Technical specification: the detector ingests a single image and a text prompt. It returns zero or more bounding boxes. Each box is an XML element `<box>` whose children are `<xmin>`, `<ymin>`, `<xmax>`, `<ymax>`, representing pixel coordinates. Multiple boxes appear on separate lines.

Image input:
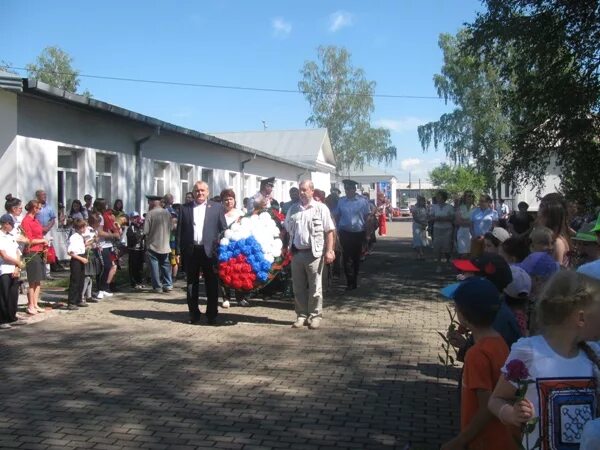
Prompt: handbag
<box><xmin>46</xmin><ymin>246</ymin><xmax>57</xmax><ymax>264</ymax></box>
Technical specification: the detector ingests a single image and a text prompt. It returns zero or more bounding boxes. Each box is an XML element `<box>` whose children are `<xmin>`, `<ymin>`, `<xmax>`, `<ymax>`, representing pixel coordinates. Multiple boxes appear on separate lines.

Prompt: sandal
<box><xmin>36</xmin><ymin>306</ymin><xmax>46</xmax><ymax>313</ymax></box>
<box><xmin>26</xmin><ymin>308</ymin><xmax>38</xmax><ymax>315</ymax></box>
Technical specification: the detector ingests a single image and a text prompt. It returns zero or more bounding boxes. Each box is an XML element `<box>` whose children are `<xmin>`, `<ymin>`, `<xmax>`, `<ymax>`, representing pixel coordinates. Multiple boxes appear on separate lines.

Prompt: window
<box><xmin>201</xmin><ymin>168</ymin><xmax>214</xmax><ymax>193</ymax></box>
<box><xmin>58</xmin><ymin>148</ymin><xmax>79</xmax><ymax>211</ymax></box>
<box><xmin>505</xmin><ymin>182</ymin><xmax>511</xmax><ymax>198</ymax></box>
<box><xmin>96</xmin><ymin>153</ymin><xmax>113</xmax><ymax>202</ymax></box>
<box><xmin>154</xmin><ymin>162</ymin><xmax>168</xmax><ymax>196</ymax></box>
<box><xmin>180</xmin><ymin>166</ymin><xmax>193</xmax><ymax>202</ymax></box>
<box><xmin>228</xmin><ymin>172</ymin><xmax>237</xmax><ymax>197</ymax></box>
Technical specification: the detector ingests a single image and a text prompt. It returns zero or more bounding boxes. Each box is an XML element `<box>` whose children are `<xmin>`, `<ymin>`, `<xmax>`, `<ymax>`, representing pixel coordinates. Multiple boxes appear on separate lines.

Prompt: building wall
<box><xmin>8</xmin><ymin>93</ymin><xmax>314</xmax><ymax>257</ymax></box>
<box><xmin>0</xmin><ymin>90</ymin><xmax>18</xmax><ymax>199</ymax></box>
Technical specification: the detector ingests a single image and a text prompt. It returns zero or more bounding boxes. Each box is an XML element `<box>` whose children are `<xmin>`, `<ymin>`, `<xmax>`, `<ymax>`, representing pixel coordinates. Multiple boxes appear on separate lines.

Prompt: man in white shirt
<box><xmin>285</xmin><ymin>180</ymin><xmax>335</xmax><ymax>330</ymax></box>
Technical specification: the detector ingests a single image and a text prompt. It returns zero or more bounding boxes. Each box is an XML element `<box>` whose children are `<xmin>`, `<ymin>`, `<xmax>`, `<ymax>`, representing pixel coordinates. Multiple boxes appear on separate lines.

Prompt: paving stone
<box><xmin>0</xmin><ymin>223</ymin><xmax>459</xmax><ymax>449</ymax></box>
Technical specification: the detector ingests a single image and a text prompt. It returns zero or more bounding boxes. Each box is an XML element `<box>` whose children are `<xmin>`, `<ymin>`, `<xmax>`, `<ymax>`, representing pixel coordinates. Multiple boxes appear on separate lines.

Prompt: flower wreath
<box><xmin>217</xmin><ymin>209</ymin><xmax>291</xmax><ymax>292</ymax></box>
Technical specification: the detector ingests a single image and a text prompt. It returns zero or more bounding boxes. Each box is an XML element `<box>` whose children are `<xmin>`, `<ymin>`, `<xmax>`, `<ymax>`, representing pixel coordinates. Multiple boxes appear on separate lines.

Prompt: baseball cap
<box><xmin>504</xmin><ymin>266</ymin><xmax>532</xmax><ymax>298</ymax></box>
<box><xmin>443</xmin><ymin>276</ymin><xmax>501</xmax><ymax>315</ymax></box>
<box><xmin>577</xmin><ymin>260</ymin><xmax>600</xmax><ymax>281</ymax></box>
<box><xmin>486</xmin><ymin>227</ymin><xmax>510</xmax><ymax>243</ymax></box>
<box><xmin>517</xmin><ymin>251</ymin><xmax>560</xmax><ymax>278</ymax></box>
<box><xmin>452</xmin><ymin>253</ymin><xmax>513</xmax><ymax>291</ymax></box>
<box><xmin>128</xmin><ymin>211</ymin><xmax>140</xmax><ymax>218</ymax></box>
<box><xmin>0</xmin><ymin>214</ymin><xmax>15</xmax><ymax>226</ymax></box>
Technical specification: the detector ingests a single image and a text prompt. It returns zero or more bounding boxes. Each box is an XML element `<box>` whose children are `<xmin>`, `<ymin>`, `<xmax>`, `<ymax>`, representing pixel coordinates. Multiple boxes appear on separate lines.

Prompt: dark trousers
<box><xmin>97</xmin><ymin>247</ymin><xmax>113</xmax><ymax>291</ymax></box>
<box><xmin>128</xmin><ymin>249</ymin><xmax>145</xmax><ymax>285</ymax></box>
<box><xmin>67</xmin><ymin>256</ymin><xmax>85</xmax><ymax>305</ymax></box>
<box><xmin>0</xmin><ymin>273</ymin><xmax>18</xmax><ymax>324</ymax></box>
<box><xmin>339</xmin><ymin>230</ymin><xmax>366</xmax><ymax>288</ymax></box>
<box><xmin>184</xmin><ymin>245</ymin><xmax>218</xmax><ymax>320</ymax></box>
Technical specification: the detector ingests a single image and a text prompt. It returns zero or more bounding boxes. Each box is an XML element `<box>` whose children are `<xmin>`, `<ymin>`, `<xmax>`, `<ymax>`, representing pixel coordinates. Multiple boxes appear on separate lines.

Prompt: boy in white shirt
<box><xmin>67</xmin><ymin>219</ymin><xmax>89</xmax><ymax>310</ymax></box>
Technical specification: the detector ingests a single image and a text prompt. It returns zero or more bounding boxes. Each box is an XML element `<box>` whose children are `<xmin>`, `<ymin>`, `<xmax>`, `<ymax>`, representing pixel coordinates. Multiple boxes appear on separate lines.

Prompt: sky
<box><xmin>1</xmin><ymin>0</ymin><xmax>484</xmax><ymax>183</ymax></box>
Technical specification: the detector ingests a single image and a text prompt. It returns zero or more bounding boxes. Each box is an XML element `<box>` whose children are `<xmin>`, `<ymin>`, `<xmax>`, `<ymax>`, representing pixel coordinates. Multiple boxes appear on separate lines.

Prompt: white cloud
<box><xmin>374</xmin><ymin>117</ymin><xmax>429</xmax><ymax>133</ymax></box>
<box><xmin>272</xmin><ymin>17</ymin><xmax>292</xmax><ymax>38</ymax></box>
<box><xmin>329</xmin><ymin>11</ymin><xmax>353</xmax><ymax>32</ymax></box>
<box><xmin>400</xmin><ymin>158</ymin><xmax>421</xmax><ymax>171</ymax></box>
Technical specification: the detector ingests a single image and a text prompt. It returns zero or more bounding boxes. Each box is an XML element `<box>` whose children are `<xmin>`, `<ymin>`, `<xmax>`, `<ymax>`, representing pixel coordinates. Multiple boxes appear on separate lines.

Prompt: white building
<box><xmin>209</xmin><ymin>128</ymin><xmax>337</xmax><ymax>193</ymax></box>
<box><xmin>0</xmin><ymin>71</ymin><xmax>329</xmax><ymax>257</ymax></box>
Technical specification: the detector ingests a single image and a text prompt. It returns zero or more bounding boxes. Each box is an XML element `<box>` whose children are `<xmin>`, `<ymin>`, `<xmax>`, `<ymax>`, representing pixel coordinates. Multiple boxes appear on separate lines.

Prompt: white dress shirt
<box><xmin>193</xmin><ymin>201</ymin><xmax>207</xmax><ymax>245</ymax></box>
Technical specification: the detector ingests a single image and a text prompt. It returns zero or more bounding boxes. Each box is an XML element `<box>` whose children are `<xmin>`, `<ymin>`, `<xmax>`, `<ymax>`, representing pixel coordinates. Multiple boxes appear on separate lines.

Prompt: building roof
<box><xmin>0</xmin><ymin>74</ymin><xmax>314</xmax><ymax>171</ymax></box>
<box><xmin>209</xmin><ymin>129</ymin><xmax>336</xmax><ymax>173</ymax></box>
<box><xmin>339</xmin><ymin>164</ymin><xmax>395</xmax><ymax>179</ymax></box>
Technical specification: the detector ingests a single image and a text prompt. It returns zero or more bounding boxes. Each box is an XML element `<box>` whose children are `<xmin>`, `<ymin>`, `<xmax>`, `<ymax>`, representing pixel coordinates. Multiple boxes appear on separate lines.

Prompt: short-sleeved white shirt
<box><xmin>0</xmin><ymin>231</ymin><xmax>20</xmax><ymax>275</ymax></box>
<box><xmin>502</xmin><ymin>336</ymin><xmax>600</xmax><ymax>449</ymax></box>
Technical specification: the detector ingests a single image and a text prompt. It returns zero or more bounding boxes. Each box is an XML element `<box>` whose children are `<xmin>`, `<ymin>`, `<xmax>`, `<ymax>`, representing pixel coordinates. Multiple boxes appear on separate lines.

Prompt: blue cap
<box><xmin>518</xmin><ymin>251</ymin><xmax>560</xmax><ymax>278</ymax></box>
<box><xmin>451</xmin><ymin>277</ymin><xmax>501</xmax><ymax>316</ymax></box>
<box><xmin>0</xmin><ymin>214</ymin><xmax>15</xmax><ymax>225</ymax></box>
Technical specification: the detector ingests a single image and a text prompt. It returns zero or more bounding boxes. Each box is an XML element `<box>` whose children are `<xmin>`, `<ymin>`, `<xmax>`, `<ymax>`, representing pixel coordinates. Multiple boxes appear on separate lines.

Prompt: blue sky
<box><xmin>1</xmin><ymin>0</ymin><xmax>483</xmax><ymax>182</ymax></box>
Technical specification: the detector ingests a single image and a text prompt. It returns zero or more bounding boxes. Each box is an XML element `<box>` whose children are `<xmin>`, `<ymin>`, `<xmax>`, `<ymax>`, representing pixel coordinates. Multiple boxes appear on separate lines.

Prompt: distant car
<box><xmin>392</xmin><ymin>207</ymin><xmax>411</xmax><ymax>218</ymax></box>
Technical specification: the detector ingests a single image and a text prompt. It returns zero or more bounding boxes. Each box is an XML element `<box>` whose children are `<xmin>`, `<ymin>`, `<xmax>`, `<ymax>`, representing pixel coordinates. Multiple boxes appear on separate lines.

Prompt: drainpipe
<box><xmin>240</xmin><ymin>153</ymin><xmax>256</xmax><ymax>200</ymax></box>
<box><xmin>134</xmin><ymin>126</ymin><xmax>160</xmax><ymax>214</ymax></box>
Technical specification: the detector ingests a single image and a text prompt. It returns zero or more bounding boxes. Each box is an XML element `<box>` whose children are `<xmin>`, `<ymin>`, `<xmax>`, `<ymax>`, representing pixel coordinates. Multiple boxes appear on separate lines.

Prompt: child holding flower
<box><xmin>441</xmin><ymin>277</ymin><xmax>516</xmax><ymax>450</ymax></box>
<box><xmin>489</xmin><ymin>270</ymin><xmax>600</xmax><ymax>449</ymax></box>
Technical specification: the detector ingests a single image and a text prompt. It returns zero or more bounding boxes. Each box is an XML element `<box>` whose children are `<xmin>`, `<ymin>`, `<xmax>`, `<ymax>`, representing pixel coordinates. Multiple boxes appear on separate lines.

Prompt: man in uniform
<box><xmin>249</xmin><ymin>177</ymin><xmax>276</xmax><ymax>213</ymax></box>
<box><xmin>333</xmin><ymin>180</ymin><xmax>371</xmax><ymax>290</ymax></box>
<box><xmin>285</xmin><ymin>180</ymin><xmax>335</xmax><ymax>329</ymax></box>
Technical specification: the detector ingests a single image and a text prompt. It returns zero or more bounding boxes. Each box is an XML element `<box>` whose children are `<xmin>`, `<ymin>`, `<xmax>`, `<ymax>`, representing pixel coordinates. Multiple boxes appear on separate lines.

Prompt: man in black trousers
<box><xmin>176</xmin><ymin>181</ymin><xmax>227</xmax><ymax>325</ymax></box>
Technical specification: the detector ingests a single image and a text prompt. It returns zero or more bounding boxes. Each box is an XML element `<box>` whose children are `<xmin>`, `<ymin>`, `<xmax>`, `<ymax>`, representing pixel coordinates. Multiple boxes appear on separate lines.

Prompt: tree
<box><xmin>298</xmin><ymin>46</ymin><xmax>396</xmax><ymax>171</ymax></box>
<box><xmin>25</xmin><ymin>46</ymin><xmax>83</xmax><ymax>94</ymax></box>
<box><xmin>464</xmin><ymin>0</ymin><xmax>600</xmax><ymax>202</ymax></box>
<box><xmin>418</xmin><ymin>30</ymin><xmax>513</xmax><ymax>189</ymax></box>
<box><xmin>429</xmin><ymin>163</ymin><xmax>487</xmax><ymax>199</ymax></box>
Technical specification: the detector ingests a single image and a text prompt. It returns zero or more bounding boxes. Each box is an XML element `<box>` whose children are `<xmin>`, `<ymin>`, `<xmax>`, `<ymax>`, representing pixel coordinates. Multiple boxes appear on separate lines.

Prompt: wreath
<box><xmin>217</xmin><ymin>209</ymin><xmax>290</xmax><ymax>292</ymax></box>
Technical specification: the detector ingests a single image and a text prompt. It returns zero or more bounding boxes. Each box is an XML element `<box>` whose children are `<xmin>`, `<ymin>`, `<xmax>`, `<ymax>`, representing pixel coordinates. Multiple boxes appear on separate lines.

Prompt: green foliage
<box><xmin>464</xmin><ymin>0</ymin><xmax>600</xmax><ymax>203</ymax></box>
<box><xmin>298</xmin><ymin>46</ymin><xmax>396</xmax><ymax>171</ymax></box>
<box><xmin>429</xmin><ymin>163</ymin><xmax>487</xmax><ymax>198</ymax></box>
<box><xmin>25</xmin><ymin>46</ymin><xmax>82</xmax><ymax>93</ymax></box>
<box><xmin>418</xmin><ymin>30</ymin><xmax>512</xmax><ymax>188</ymax></box>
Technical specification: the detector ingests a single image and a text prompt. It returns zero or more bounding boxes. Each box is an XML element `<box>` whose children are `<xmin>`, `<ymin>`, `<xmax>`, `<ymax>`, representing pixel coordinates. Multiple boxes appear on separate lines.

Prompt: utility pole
<box><xmin>261</xmin><ymin>120</ymin><xmax>267</xmax><ymax>131</ymax></box>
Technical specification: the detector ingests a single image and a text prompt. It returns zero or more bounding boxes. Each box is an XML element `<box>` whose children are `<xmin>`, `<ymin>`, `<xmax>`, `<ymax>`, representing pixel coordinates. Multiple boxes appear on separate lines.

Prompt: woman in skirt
<box><xmin>20</xmin><ymin>200</ymin><xmax>49</xmax><ymax>315</ymax></box>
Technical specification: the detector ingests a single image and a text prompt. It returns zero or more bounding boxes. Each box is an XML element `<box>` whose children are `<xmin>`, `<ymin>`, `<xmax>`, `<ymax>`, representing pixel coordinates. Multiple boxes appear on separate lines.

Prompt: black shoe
<box><xmin>87</xmin><ymin>298</ymin><xmax>99</xmax><ymax>303</ymax></box>
<box><xmin>189</xmin><ymin>316</ymin><xmax>201</xmax><ymax>325</ymax></box>
<box><xmin>207</xmin><ymin>316</ymin><xmax>217</xmax><ymax>326</ymax></box>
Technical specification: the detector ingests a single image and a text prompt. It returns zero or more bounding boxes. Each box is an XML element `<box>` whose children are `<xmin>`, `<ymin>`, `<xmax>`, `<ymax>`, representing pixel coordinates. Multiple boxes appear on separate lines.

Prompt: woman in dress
<box><xmin>537</xmin><ymin>192</ymin><xmax>572</xmax><ymax>267</ymax></box>
<box><xmin>455</xmin><ymin>191</ymin><xmax>475</xmax><ymax>257</ymax></box>
<box><xmin>20</xmin><ymin>200</ymin><xmax>49</xmax><ymax>315</ymax></box>
<box><xmin>431</xmin><ymin>190</ymin><xmax>454</xmax><ymax>271</ymax></box>
<box><xmin>410</xmin><ymin>195</ymin><xmax>429</xmax><ymax>260</ymax></box>
<box><xmin>220</xmin><ymin>189</ymin><xmax>247</xmax><ymax>308</ymax></box>
<box><xmin>470</xmin><ymin>194</ymin><xmax>498</xmax><ymax>257</ymax></box>
<box><xmin>376</xmin><ymin>192</ymin><xmax>389</xmax><ymax>237</ymax></box>
<box><xmin>93</xmin><ymin>198</ymin><xmax>120</xmax><ymax>299</ymax></box>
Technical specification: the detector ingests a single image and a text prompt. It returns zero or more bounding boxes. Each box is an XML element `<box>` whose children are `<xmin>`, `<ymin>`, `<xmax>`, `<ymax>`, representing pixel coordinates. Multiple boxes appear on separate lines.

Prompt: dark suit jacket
<box><xmin>177</xmin><ymin>200</ymin><xmax>227</xmax><ymax>257</ymax></box>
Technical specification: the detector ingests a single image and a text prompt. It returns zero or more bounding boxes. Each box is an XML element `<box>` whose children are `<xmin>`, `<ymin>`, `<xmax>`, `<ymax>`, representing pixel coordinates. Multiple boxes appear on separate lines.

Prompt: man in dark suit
<box><xmin>176</xmin><ymin>181</ymin><xmax>227</xmax><ymax>325</ymax></box>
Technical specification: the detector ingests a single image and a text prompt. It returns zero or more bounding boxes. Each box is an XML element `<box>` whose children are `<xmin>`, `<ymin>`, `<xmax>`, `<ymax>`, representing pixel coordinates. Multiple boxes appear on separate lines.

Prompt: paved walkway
<box><xmin>0</xmin><ymin>222</ymin><xmax>460</xmax><ymax>450</ymax></box>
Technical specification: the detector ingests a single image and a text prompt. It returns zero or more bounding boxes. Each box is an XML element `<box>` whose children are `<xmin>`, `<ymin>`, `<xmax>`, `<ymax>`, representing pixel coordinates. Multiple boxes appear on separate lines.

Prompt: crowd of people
<box><xmin>411</xmin><ymin>190</ymin><xmax>600</xmax><ymax>449</ymax></box>
<box><xmin>0</xmin><ymin>178</ymin><xmax>388</xmax><ymax>331</ymax></box>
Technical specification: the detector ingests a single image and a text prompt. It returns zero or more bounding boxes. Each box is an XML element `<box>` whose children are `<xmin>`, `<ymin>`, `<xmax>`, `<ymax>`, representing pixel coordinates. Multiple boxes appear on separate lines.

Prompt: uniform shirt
<box><xmin>35</xmin><ymin>203</ymin><xmax>56</xmax><ymax>229</ymax></box>
<box><xmin>471</xmin><ymin>207</ymin><xmax>498</xmax><ymax>237</ymax></box>
<box><xmin>0</xmin><ymin>231</ymin><xmax>20</xmax><ymax>276</ymax></box>
<box><xmin>193</xmin><ymin>201</ymin><xmax>207</xmax><ymax>245</ymax></box>
<box><xmin>333</xmin><ymin>195</ymin><xmax>371</xmax><ymax>232</ymax></box>
<box><xmin>248</xmin><ymin>191</ymin><xmax>272</xmax><ymax>213</ymax></box>
<box><xmin>67</xmin><ymin>233</ymin><xmax>86</xmax><ymax>256</ymax></box>
<box><xmin>285</xmin><ymin>200</ymin><xmax>335</xmax><ymax>250</ymax></box>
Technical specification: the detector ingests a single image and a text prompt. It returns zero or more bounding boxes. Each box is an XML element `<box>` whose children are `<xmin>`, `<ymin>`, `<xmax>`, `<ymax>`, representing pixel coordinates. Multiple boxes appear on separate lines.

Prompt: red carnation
<box><xmin>505</xmin><ymin>359</ymin><xmax>530</xmax><ymax>382</ymax></box>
